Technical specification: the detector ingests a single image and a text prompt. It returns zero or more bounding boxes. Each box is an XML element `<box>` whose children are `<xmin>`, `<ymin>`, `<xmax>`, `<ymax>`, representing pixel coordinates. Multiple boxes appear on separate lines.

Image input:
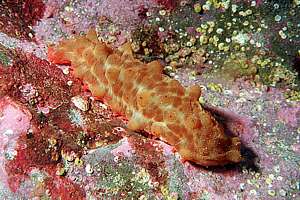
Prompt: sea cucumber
<box><xmin>48</xmin><ymin>30</ymin><xmax>241</xmax><ymax>166</ymax></box>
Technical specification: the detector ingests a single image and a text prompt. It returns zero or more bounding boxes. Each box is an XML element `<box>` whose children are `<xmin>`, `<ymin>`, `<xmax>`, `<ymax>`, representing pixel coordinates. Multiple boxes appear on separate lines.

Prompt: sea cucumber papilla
<box><xmin>48</xmin><ymin>30</ymin><xmax>242</xmax><ymax>166</ymax></box>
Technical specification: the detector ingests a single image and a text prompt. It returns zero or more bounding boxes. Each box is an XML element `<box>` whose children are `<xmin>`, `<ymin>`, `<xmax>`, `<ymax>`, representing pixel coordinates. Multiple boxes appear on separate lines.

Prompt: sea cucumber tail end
<box><xmin>48</xmin><ymin>46</ymin><xmax>71</xmax><ymax>65</ymax></box>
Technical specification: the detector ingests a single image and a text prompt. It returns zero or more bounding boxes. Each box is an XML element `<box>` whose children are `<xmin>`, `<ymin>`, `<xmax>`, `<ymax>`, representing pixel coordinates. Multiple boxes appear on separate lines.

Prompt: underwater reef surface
<box><xmin>0</xmin><ymin>0</ymin><xmax>299</xmax><ymax>199</ymax></box>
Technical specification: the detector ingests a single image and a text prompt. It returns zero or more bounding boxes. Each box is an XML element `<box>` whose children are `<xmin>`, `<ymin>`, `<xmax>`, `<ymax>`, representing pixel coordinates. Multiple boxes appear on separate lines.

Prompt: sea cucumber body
<box><xmin>48</xmin><ymin>30</ymin><xmax>241</xmax><ymax>166</ymax></box>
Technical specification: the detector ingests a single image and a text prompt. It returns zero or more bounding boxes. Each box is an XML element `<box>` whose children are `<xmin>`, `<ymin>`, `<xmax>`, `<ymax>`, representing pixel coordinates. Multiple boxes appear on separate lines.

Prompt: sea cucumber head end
<box><xmin>176</xmin><ymin>135</ymin><xmax>242</xmax><ymax>166</ymax></box>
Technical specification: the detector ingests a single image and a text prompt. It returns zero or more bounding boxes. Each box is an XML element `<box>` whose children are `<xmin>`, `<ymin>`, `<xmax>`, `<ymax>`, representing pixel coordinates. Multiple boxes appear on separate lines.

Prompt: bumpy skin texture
<box><xmin>48</xmin><ymin>30</ymin><xmax>242</xmax><ymax>166</ymax></box>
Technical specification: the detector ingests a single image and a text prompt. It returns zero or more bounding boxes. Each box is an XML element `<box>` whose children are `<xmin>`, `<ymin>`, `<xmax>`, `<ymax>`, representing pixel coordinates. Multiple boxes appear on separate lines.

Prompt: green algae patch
<box><xmin>213</xmin><ymin>53</ymin><xmax>257</xmax><ymax>82</ymax></box>
<box><xmin>0</xmin><ymin>44</ymin><xmax>13</xmax><ymax>67</ymax></box>
<box><xmin>258</xmin><ymin>61</ymin><xmax>298</xmax><ymax>88</ymax></box>
<box><xmin>0</xmin><ymin>51</ymin><xmax>12</xmax><ymax>66</ymax></box>
<box><xmin>93</xmin><ymin>160</ymin><xmax>158</xmax><ymax>199</ymax></box>
<box><xmin>135</xmin><ymin>0</ymin><xmax>299</xmax><ymax>89</ymax></box>
<box><xmin>284</xmin><ymin>90</ymin><xmax>300</xmax><ymax>102</ymax></box>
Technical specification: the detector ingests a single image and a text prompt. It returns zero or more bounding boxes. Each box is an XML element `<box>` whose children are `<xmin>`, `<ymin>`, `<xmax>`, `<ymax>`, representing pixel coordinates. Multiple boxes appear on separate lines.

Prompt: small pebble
<box><xmin>201</xmin><ymin>24</ymin><xmax>208</xmax><ymax>29</ymax></box>
<box><xmin>279</xmin><ymin>189</ymin><xmax>287</xmax><ymax>196</ymax></box>
<box><xmin>67</xmin><ymin>80</ymin><xmax>73</xmax><ymax>86</ymax></box>
<box><xmin>275</xmin><ymin>15</ymin><xmax>282</xmax><ymax>22</ymax></box>
<box><xmin>180</xmin><ymin>0</ymin><xmax>188</xmax><ymax>6</ymax></box>
<box><xmin>274</xmin><ymin>3</ymin><xmax>279</xmax><ymax>9</ymax></box>
<box><xmin>71</xmin><ymin>96</ymin><xmax>89</xmax><ymax>111</ymax></box>
<box><xmin>186</xmin><ymin>41</ymin><xmax>192</xmax><ymax>47</ymax></box>
<box><xmin>243</xmin><ymin>21</ymin><xmax>249</xmax><ymax>26</ymax></box>
<box><xmin>273</xmin><ymin>165</ymin><xmax>281</xmax><ymax>173</ymax></box>
<box><xmin>216</xmin><ymin>28</ymin><xmax>223</xmax><ymax>34</ymax></box>
<box><xmin>56</xmin><ymin>166</ymin><xmax>66</xmax><ymax>176</ymax></box>
<box><xmin>240</xmin><ymin>183</ymin><xmax>245</xmax><ymax>191</ymax></box>
<box><xmin>62</xmin><ymin>68</ymin><xmax>69</xmax><ymax>75</ymax></box>
<box><xmin>256</xmin><ymin>42</ymin><xmax>262</xmax><ymax>47</ymax></box>
<box><xmin>279</xmin><ymin>30</ymin><xmax>287</xmax><ymax>39</ymax></box>
<box><xmin>202</xmin><ymin>4</ymin><xmax>210</xmax><ymax>11</ymax></box>
<box><xmin>159</xmin><ymin>10</ymin><xmax>166</xmax><ymax>16</ymax></box>
<box><xmin>4</xmin><ymin>129</ymin><xmax>14</xmax><ymax>136</ymax></box>
<box><xmin>196</xmin><ymin>27</ymin><xmax>202</xmax><ymax>32</ymax></box>
<box><xmin>249</xmin><ymin>189</ymin><xmax>257</xmax><ymax>195</ymax></box>
<box><xmin>239</xmin><ymin>11</ymin><xmax>246</xmax><ymax>16</ymax></box>
<box><xmin>199</xmin><ymin>35</ymin><xmax>208</xmax><ymax>44</ymax></box>
<box><xmin>113</xmin><ymin>156</ymin><xmax>119</xmax><ymax>163</ymax></box>
<box><xmin>268</xmin><ymin>189</ymin><xmax>276</xmax><ymax>197</ymax></box>
<box><xmin>231</xmin><ymin>4</ymin><xmax>237</xmax><ymax>13</ymax></box>
<box><xmin>207</xmin><ymin>21</ymin><xmax>215</xmax><ymax>27</ymax></box>
<box><xmin>85</xmin><ymin>164</ymin><xmax>94</xmax><ymax>174</ymax></box>
<box><xmin>64</xmin><ymin>6</ymin><xmax>73</xmax><ymax>12</ymax></box>
<box><xmin>218</xmin><ymin>43</ymin><xmax>225</xmax><ymax>50</ymax></box>
<box><xmin>255</xmin><ymin>173</ymin><xmax>261</xmax><ymax>179</ymax></box>
<box><xmin>194</xmin><ymin>3</ymin><xmax>202</xmax><ymax>13</ymax></box>
<box><xmin>266</xmin><ymin>177</ymin><xmax>273</xmax><ymax>185</ymax></box>
<box><xmin>245</xmin><ymin>9</ymin><xmax>252</xmax><ymax>15</ymax></box>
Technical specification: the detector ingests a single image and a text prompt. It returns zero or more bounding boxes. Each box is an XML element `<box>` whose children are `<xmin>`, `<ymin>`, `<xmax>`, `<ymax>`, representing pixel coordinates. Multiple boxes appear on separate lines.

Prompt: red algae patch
<box><xmin>0</xmin><ymin>0</ymin><xmax>45</xmax><ymax>41</ymax></box>
<box><xmin>155</xmin><ymin>0</ymin><xmax>178</xmax><ymax>10</ymax></box>
<box><xmin>0</xmin><ymin>98</ymin><xmax>85</xmax><ymax>198</ymax></box>
<box><xmin>0</xmin><ymin>97</ymin><xmax>32</xmax><ymax>138</ymax></box>
<box><xmin>0</xmin><ymin>97</ymin><xmax>32</xmax><ymax>188</ymax></box>
<box><xmin>127</xmin><ymin>134</ymin><xmax>168</xmax><ymax>187</ymax></box>
<box><xmin>0</xmin><ymin>47</ymin><xmax>125</xmax><ymax>197</ymax></box>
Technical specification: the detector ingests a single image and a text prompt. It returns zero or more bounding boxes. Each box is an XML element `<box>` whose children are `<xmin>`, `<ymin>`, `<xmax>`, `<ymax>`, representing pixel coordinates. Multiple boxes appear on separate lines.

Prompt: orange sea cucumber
<box><xmin>48</xmin><ymin>30</ymin><xmax>241</xmax><ymax>166</ymax></box>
